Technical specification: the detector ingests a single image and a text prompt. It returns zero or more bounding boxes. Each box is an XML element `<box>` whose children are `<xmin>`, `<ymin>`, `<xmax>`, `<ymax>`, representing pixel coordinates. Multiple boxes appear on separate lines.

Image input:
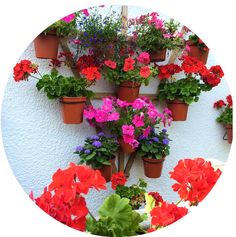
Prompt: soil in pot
<box><xmin>59</xmin><ymin>97</ymin><xmax>87</xmax><ymax>124</ymax></box>
<box><xmin>142</xmin><ymin>157</ymin><xmax>165</xmax><ymax>178</ymax></box>
<box><xmin>118</xmin><ymin>137</ymin><xmax>135</xmax><ymax>153</ymax></box>
<box><xmin>224</xmin><ymin>124</ymin><xmax>233</xmax><ymax>144</ymax></box>
<box><xmin>166</xmin><ymin>99</ymin><xmax>189</xmax><ymax>121</ymax></box>
<box><xmin>187</xmin><ymin>42</ymin><xmax>209</xmax><ymax>64</ymax></box>
<box><xmin>34</xmin><ymin>33</ymin><xmax>59</xmax><ymax>59</ymax></box>
<box><xmin>98</xmin><ymin>157</ymin><xmax>116</xmax><ymax>182</ymax></box>
<box><xmin>149</xmin><ymin>49</ymin><xmax>167</xmax><ymax>62</ymax></box>
<box><xmin>117</xmin><ymin>81</ymin><xmax>141</xmax><ymax>102</ymax></box>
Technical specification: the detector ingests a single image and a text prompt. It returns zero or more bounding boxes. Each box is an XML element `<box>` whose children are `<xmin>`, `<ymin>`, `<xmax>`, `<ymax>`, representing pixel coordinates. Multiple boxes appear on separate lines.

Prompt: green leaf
<box><xmin>145</xmin><ymin>193</ymin><xmax>156</xmax><ymax>213</ymax></box>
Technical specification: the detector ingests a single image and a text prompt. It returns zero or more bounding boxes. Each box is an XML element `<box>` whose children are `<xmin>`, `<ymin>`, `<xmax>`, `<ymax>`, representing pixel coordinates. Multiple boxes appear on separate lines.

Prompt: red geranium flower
<box><xmin>140</xmin><ymin>66</ymin><xmax>151</xmax><ymax>78</ymax></box>
<box><xmin>111</xmin><ymin>171</ymin><xmax>127</xmax><ymax>190</ymax></box>
<box><xmin>76</xmin><ymin>55</ymin><xmax>97</xmax><ymax>72</ymax></box>
<box><xmin>158</xmin><ymin>64</ymin><xmax>182</xmax><ymax>79</ymax></box>
<box><xmin>169</xmin><ymin>158</ymin><xmax>222</xmax><ymax>205</ymax></box>
<box><xmin>150</xmin><ymin>201</ymin><xmax>188</xmax><ymax>227</ymax></box>
<box><xmin>123</xmin><ymin>57</ymin><xmax>135</xmax><ymax>72</ymax></box>
<box><xmin>226</xmin><ymin>94</ymin><xmax>233</xmax><ymax>107</ymax></box>
<box><xmin>104</xmin><ymin>60</ymin><xmax>117</xmax><ymax>69</ymax></box>
<box><xmin>81</xmin><ymin>67</ymin><xmax>101</xmax><ymax>81</ymax></box>
<box><xmin>13</xmin><ymin>59</ymin><xmax>38</xmax><ymax>82</ymax></box>
<box><xmin>213</xmin><ymin>100</ymin><xmax>226</xmax><ymax>109</ymax></box>
<box><xmin>181</xmin><ymin>56</ymin><xmax>206</xmax><ymax>74</ymax></box>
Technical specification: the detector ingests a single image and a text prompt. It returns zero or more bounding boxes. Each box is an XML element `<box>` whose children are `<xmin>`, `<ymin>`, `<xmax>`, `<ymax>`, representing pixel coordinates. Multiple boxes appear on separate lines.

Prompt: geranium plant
<box><xmin>84</xmin><ymin>96</ymin><xmax>172</xmax><ymax>149</ymax></box>
<box><xmin>111</xmin><ymin>172</ymin><xmax>147</xmax><ymax>210</ymax></box>
<box><xmin>75</xmin><ymin>132</ymin><xmax>119</xmax><ymax>169</ymax></box>
<box><xmin>30</xmin><ymin>163</ymin><xmax>107</xmax><ymax>231</ymax></box>
<box><xmin>102</xmin><ymin>52</ymin><xmax>158</xmax><ymax>85</ymax></box>
<box><xmin>129</xmin><ymin>13</ymin><xmax>184</xmax><ymax>53</ymax></box>
<box><xmin>214</xmin><ymin>95</ymin><xmax>233</xmax><ymax>125</ymax></box>
<box><xmin>187</xmin><ymin>34</ymin><xmax>208</xmax><ymax>52</ymax></box>
<box><xmin>157</xmin><ymin>56</ymin><xmax>224</xmax><ymax>104</ymax></box>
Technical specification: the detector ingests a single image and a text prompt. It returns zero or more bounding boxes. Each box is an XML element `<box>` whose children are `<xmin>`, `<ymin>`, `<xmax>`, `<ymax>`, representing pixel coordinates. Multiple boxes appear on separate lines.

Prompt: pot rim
<box><xmin>166</xmin><ymin>99</ymin><xmax>188</xmax><ymax>105</ymax></box>
<box><xmin>119</xmin><ymin>81</ymin><xmax>141</xmax><ymax>88</ymax></box>
<box><xmin>59</xmin><ymin>96</ymin><xmax>87</xmax><ymax>103</ymax></box>
<box><xmin>142</xmin><ymin>157</ymin><xmax>165</xmax><ymax>163</ymax></box>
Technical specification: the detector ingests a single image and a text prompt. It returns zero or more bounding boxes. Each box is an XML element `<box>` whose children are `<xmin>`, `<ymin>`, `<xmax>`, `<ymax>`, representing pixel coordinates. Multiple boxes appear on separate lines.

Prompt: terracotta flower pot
<box><xmin>34</xmin><ymin>33</ymin><xmax>59</xmax><ymax>59</ymax></box>
<box><xmin>98</xmin><ymin>158</ymin><xmax>116</xmax><ymax>182</ymax></box>
<box><xmin>149</xmin><ymin>49</ymin><xmax>167</xmax><ymax>62</ymax></box>
<box><xmin>166</xmin><ymin>99</ymin><xmax>189</xmax><ymax>121</ymax></box>
<box><xmin>187</xmin><ymin>42</ymin><xmax>209</xmax><ymax>64</ymax></box>
<box><xmin>59</xmin><ymin>97</ymin><xmax>87</xmax><ymax>124</ymax></box>
<box><xmin>118</xmin><ymin>137</ymin><xmax>135</xmax><ymax>153</ymax></box>
<box><xmin>142</xmin><ymin>157</ymin><xmax>165</xmax><ymax>178</ymax></box>
<box><xmin>224</xmin><ymin>124</ymin><xmax>233</xmax><ymax>144</ymax></box>
<box><xmin>117</xmin><ymin>81</ymin><xmax>141</xmax><ymax>102</ymax></box>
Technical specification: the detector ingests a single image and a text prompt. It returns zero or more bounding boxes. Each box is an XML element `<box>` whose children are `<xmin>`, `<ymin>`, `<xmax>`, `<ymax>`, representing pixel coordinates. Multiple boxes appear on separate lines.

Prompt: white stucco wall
<box><xmin>1</xmin><ymin>6</ymin><xmax>231</xmax><ymax>215</ymax></box>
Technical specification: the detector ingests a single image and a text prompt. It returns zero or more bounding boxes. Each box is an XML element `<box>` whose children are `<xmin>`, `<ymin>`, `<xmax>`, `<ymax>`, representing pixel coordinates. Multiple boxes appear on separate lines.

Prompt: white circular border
<box><xmin>0</xmin><ymin>0</ymin><xmax>236</xmax><ymax>236</ymax></box>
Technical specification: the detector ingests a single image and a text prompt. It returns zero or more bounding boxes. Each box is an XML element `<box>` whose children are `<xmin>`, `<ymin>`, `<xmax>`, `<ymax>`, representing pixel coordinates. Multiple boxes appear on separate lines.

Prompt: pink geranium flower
<box><xmin>132</xmin><ymin>98</ymin><xmax>146</xmax><ymax>109</ymax></box>
<box><xmin>132</xmin><ymin>115</ymin><xmax>144</xmax><ymax>127</ymax></box>
<box><xmin>95</xmin><ymin>110</ymin><xmax>107</xmax><ymax>123</ymax></box>
<box><xmin>122</xmin><ymin>125</ymin><xmax>135</xmax><ymax>136</ymax></box>
<box><xmin>123</xmin><ymin>134</ymin><xmax>135</xmax><ymax>144</ymax></box>
<box><xmin>163</xmin><ymin>34</ymin><xmax>172</xmax><ymax>39</ymax></box>
<box><xmin>143</xmin><ymin>126</ymin><xmax>151</xmax><ymax>138</ymax></box>
<box><xmin>61</xmin><ymin>13</ymin><xmax>76</xmax><ymax>23</ymax></box>
<box><xmin>117</xmin><ymin>99</ymin><xmax>129</xmax><ymax>108</ymax></box>
<box><xmin>137</xmin><ymin>52</ymin><xmax>150</xmax><ymax>65</ymax></box>
<box><xmin>107</xmin><ymin>112</ymin><xmax>120</xmax><ymax>121</ymax></box>
<box><xmin>84</xmin><ymin>106</ymin><xmax>95</xmax><ymax>119</ymax></box>
<box><xmin>81</xmin><ymin>9</ymin><xmax>89</xmax><ymax>16</ymax></box>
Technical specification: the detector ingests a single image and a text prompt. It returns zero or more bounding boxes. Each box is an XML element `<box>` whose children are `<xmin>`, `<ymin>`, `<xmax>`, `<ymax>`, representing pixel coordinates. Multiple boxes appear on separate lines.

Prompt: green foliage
<box><xmin>188</xmin><ymin>34</ymin><xmax>208</xmax><ymax>51</ymax></box>
<box><xmin>157</xmin><ymin>76</ymin><xmax>212</xmax><ymax>105</ymax></box>
<box><xmin>115</xmin><ymin>179</ymin><xmax>147</xmax><ymax>210</ymax></box>
<box><xmin>137</xmin><ymin>129</ymin><xmax>170</xmax><ymax>159</ymax></box>
<box><xmin>87</xmin><ymin>194</ymin><xmax>144</xmax><ymax>237</ymax></box>
<box><xmin>75</xmin><ymin>134</ymin><xmax>119</xmax><ymax>169</ymax></box>
<box><xmin>216</xmin><ymin>106</ymin><xmax>233</xmax><ymax>125</ymax></box>
<box><xmin>36</xmin><ymin>68</ymin><xmax>94</xmax><ymax>99</ymax></box>
<box><xmin>144</xmin><ymin>193</ymin><xmax>156</xmax><ymax>214</ymax></box>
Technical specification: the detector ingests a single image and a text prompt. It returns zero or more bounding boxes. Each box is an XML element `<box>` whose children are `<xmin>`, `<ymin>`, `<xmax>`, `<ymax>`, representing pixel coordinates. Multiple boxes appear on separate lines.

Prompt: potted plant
<box><xmin>129</xmin><ymin>13</ymin><xmax>184</xmax><ymax>62</ymax></box>
<box><xmin>34</xmin><ymin>12</ymin><xmax>78</xmax><ymax>59</ymax></box>
<box><xmin>111</xmin><ymin>172</ymin><xmax>147</xmax><ymax>210</ymax></box>
<box><xmin>157</xmin><ymin>56</ymin><xmax>224</xmax><ymax>121</ymax></box>
<box><xmin>76</xmin><ymin>6</ymin><xmax>123</xmax><ymax>61</ymax></box>
<box><xmin>213</xmin><ymin>95</ymin><xmax>233</xmax><ymax>144</ymax></box>
<box><xmin>102</xmin><ymin>52</ymin><xmax>158</xmax><ymax>102</ymax></box>
<box><xmin>186</xmin><ymin>33</ymin><xmax>209</xmax><ymax>64</ymax></box>
<box><xmin>74</xmin><ymin>132</ymin><xmax>119</xmax><ymax>182</ymax></box>
<box><xmin>84</xmin><ymin>96</ymin><xmax>172</xmax><ymax>153</ymax></box>
<box><xmin>137</xmin><ymin>128</ymin><xmax>171</xmax><ymax>178</ymax></box>
<box><xmin>13</xmin><ymin>60</ymin><xmax>97</xmax><ymax>124</ymax></box>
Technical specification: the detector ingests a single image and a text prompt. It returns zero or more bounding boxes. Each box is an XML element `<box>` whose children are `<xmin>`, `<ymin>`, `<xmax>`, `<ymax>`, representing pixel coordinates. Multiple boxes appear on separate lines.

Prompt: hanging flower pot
<box><xmin>118</xmin><ymin>137</ymin><xmax>135</xmax><ymax>153</ymax></box>
<box><xmin>59</xmin><ymin>96</ymin><xmax>87</xmax><ymax>124</ymax></box>
<box><xmin>142</xmin><ymin>157</ymin><xmax>165</xmax><ymax>178</ymax></box>
<box><xmin>117</xmin><ymin>81</ymin><xmax>141</xmax><ymax>102</ymax></box>
<box><xmin>166</xmin><ymin>99</ymin><xmax>189</xmax><ymax>121</ymax></box>
<box><xmin>34</xmin><ymin>33</ymin><xmax>59</xmax><ymax>59</ymax></box>
<box><xmin>98</xmin><ymin>157</ymin><xmax>116</xmax><ymax>182</ymax></box>
<box><xmin>224</xmin><ymin>124</ymin><xmax>233</xmax><ymax>144</ymax></box>
<box><xmin>187</xmin><ymin>41</ymin><xmax>209</xmax><ymax>64</ymax></box>
<box><xmin>149</xmin><ymin>49</ymin><xmax>167</xmax><ymax>62</ymax></box>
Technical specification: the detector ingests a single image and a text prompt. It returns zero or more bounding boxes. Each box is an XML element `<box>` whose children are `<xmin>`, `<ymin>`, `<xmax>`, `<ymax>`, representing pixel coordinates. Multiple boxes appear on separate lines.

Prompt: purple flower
<box><xmin>89</xmin><ymin>135</ymin><xmax>99</xmax><ymax>140</ymax></box>
<box><xmin>92</xmin><ymin>141</ymin><xmax>102</xmax><ymax>148</ymax></box>
<box><xmin>149</xmin><ymin>141</ymin><xmax>153</xmax><ymax>144</ymax></box>
<box><xmin>152</xmin><ymin>137</ymin><xmax>159</xmax><ymax>142</ymax></box>
<box><xmin>162</xmin><ymin>129</ymin><xmax>167</xmax><ymax>133</ymax></box>
<box><xmin>98</xmin><ymin>132</ymin><xmax>105</xmax><ymax>137</ymax></box>
<box><xmin>76</xmin><ymin>146</ymin><xmax>83</xmax><ymax>152</ymax></box>
<box><xmin>162</xmin><ymin>138</ymin><xmax>169</xmax><ymax>145</ymax></box>
<box><xmin>138</xmin><ymin>135</ymin><xmax>146</xmax><ymax>141</ymax></box>
<box><xmin>85</xmin><ymin>149</ymin><xmax>91</xmax><ymax>154</ymax></box>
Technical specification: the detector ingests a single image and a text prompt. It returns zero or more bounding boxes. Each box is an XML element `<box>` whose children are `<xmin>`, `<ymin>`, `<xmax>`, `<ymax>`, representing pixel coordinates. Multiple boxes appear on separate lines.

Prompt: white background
<box><xmin>0</xmin><ymin>0</ymin><xmax>236</xmax><ymax>237</ymax></box>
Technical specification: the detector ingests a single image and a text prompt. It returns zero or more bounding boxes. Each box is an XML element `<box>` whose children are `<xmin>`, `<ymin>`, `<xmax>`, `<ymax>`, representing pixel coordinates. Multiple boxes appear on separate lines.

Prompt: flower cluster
<box><xmin>30</xmin><ymin>163</ymin><xmax>106</xmax><ymax>231</ymax></box>
<box><xmin>84</xmin><ymin>97</ymin><xmax>172</xmax><ymax>148</ymax></box>
<box><xmin>75</xmin><ymin>132</ymin><xmax>119</xmax><ymax>169</ymax></box>
<box><xmin>158</xmin><ymin>64</ymin><xmax>182</xmax><ymax>80</ymax></box>
<box><xmin>214</xmin><ymin>95</ymin><xmax>233</xmax><ymax>125</ymax></box>
<box><xmin>150</xmin><ymin>201</ymin><xmax>188</xmax><ymax>227</ymax></box>
<box><xmin>102</xmin><ymin>52</ymin><xmax>157</xmax><ymax>85</ymax></box>
<box><xmin>13</xmin><ymin>60</ymin><xmax>38</xmax><ymax>82</ymax></box>
<box><xmin>148</xmin><ymin>192</ymin><xmax>164</xmax><ymax>206</ymax></box>
<box><xmin>61</xmin><ymin>13</ymin><xmax>76</xmax><ymax>23</ymax></box>
<box><xmin>111</xmin><ymin>172</ymin><xmax>127</xmax><ymax>190</ymax></box>
<box><xmin>76</xmin><ymin>54</ymin><xmax>100</xmax><ymax>72</ymax></box>
<box><xmin>81</xmin><ymin>67</ymin><xmax>101</xmax><ymax>81</ymax></box>
<box><xmin>169</xmin><ymin>158</ymin><xmax>222</xmax><ymax>205</ymax></box>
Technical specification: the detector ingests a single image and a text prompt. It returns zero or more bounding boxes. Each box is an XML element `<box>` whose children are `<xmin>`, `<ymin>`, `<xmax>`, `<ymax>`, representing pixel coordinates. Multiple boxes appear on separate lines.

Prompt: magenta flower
<box><xmin>147</xmin><ymin>108</ymin><xmax>159</xmax><ymax>119</ymax></box>
<box><xmin>137</xmin><ymin>52</ymin><xmax>150</xmax><ymax>65</ymax></box>
<box><xmin>107</xmin><ymin>112</ymin><xmax>120</xmax><ymax>121</ymax></box>
<box><xmin>61</xmin><ymin>13</ymin><xmax>76</xmax><ymax>23</ymax></box>
<box><xmin>123</xmin><ymin>134</ymin><xmax>135</xmax><ymax>144</ymax></box>
<box><xmin>132</xmin><ymin>115</ymin><xmax>144</xmax><ymax>127</ymax></box>
<box><xmin>132</xmin><ymin>98</ymin><xmax>146</xmax><ymax>109</ymax></box>
<box><xmin>155</xmin><ymin>19</ymin><xmax>164</xmax><ymax>30</ymax></box>
<box><xmin>131</xmin><ymin>139</ymin><xmax>139</xmax><ymax>148</ymax></box>
<box><xmin>163</xmin><ymin>33</ymin><xmax>172</xmax><ymax>39</ymax></box>
<box><xmin>81</xmin><ymin>9</ymin><xmax>89</xmax><ymax>17</ymax></box>
<box><xmin>122</xmin><ymin>125</ymin><xmax>135</xmax><ymax>136</ymax></box>
<box><xmin>143</xmin><ymin>126</ymin><xmax>151</xmax><ymax>138</ymax></box>
<box><xmin>117</xmin><ymin>99</ymin><xmax>128</xmax><ymax>108</ymax></box>
<box><xmin>71</xmin><ymin>39</ymin><xmax>81</xmax><ymax>45</ymax></box>
<box><xmin>84</xmin><ymin>106</ymin><xmax>95</xmax><ymax>119</ymax></box>
<box><xmin>95</xmin><ymin>110</ymin><xmax>107</xmax><ymax>123</ymax></box>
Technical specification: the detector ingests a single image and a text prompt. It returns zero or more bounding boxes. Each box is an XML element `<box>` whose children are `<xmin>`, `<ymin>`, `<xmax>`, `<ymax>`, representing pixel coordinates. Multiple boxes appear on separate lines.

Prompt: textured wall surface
<box><xmin>1</xmin><ymin>6</ymin><xmax>231</xmax><ymax>215</ymax></box>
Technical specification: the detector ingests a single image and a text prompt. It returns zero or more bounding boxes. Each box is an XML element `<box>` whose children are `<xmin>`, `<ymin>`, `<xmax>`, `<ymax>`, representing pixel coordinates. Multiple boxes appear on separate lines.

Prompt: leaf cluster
<box><xmin>188</xmin><ymin>34</ymin><xmax>208</xmax><ymax>51</ymax></box>
<box><xmin>216</xmin><ymin>106</ymin><xmax>233</xmax><ymax>125</ymax></box>
<box><xmin>36</xmin><ymin>68</ymin><xmax>94</xmax><ymax>99</ymax></box>
<box><xmin>87</xmin><ymin>194</ymin><xmax>144</xmax><ymax>236</ymax></box>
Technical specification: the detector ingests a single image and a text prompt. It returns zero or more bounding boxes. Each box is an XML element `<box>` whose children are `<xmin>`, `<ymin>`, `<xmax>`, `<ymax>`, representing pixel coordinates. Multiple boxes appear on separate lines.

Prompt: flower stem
<box><xmin>88</xmin><ymin>210</ymin><xmax>97</xmax><ymax>222</ymax></box>
<box><xmin>175</xmin><ymin>199</ymin><xmax>183</xmax><ymax>206</ymax></box>
<box><xmin>30</xmin><ymin>75</ymin><xmax>41</xmax><ymax>80</ymax></box>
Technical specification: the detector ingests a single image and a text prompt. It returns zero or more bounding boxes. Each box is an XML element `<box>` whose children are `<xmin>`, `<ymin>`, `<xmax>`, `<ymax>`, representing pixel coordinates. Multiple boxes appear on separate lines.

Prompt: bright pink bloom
<box><xmin>132</xmin><ymin>98</ymin><xmax>146</xmax><ymax>109</ymax></box>
<box><xmin>81</xmin><ymin>9</ymin><xmax>89</xmax><ymax>16</ymax></box>
<box><xmin>61</xmin><ymin>13</ymin><xmax>76</xmax><ymax>23</ymax></box>
<box><xmin>132</xmin><ymin>115</ymin><xmax>144</xmax><ymax>127</ymax></box>
<box><xmin>123</xmin><ymin>134</ymin><xmax>135</xmax><ymax>144</ymax></box>
<box><xmin>163</xmin><ymin>33</ymin><xmax>172</xmax><ymax>38</ymax></box>
<box><xmin>95</xmin><ymin>110</ymin><xmax>107</xmax><ymax>123</ymax></box>
<box><xmin>122</xmin><ymin>125</ymin><xmax>135</xmax><ymax>136</ymax></box>
<box><xmin>83</xmin><ymin>107</ymin><xmax>96</xmax><ymax>119</ymax></box>
<box><xmin>71</xmin><ymin>39</ymin><xmax>81</xmax><ymax>44</ymax></box>
<box><xmin>137</xmin><ymin>52</ymin><xmax>150</xmax><ymax>65</ymax></box>
<box><xmin>117</xmin><ymin>99</ymin><xmax>129</xmax><ymax>107</ymax></box>
<box><xmin>107</xmin><ymin>112</ymin><xmax>120</xmax><ymax>121</ymax></box>
<box><xmin>143</xmin><ymin>126</ymin><xmax>151</xmax><ymax>138</ymax></box>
